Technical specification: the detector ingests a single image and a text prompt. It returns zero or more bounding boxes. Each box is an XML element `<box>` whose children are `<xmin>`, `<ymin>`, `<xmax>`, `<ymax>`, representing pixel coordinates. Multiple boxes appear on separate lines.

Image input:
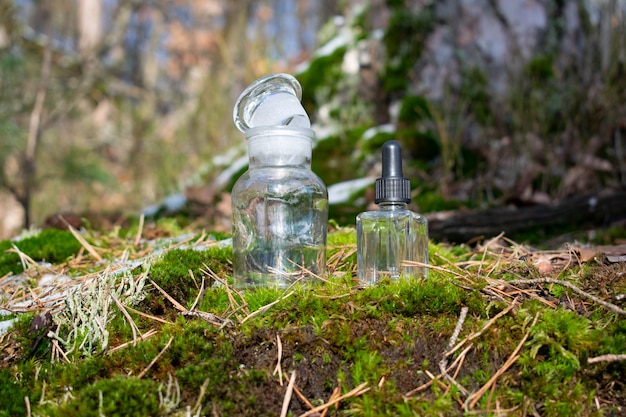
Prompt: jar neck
<box><xmin>246</xmin><ymin>126</ymin><xmax>314</xmax><ymax>168</ymax></box>
<box><xmin>377</xmin><ymin>202</ymin><xmax>408</xmax><ymax>210</ymax></box>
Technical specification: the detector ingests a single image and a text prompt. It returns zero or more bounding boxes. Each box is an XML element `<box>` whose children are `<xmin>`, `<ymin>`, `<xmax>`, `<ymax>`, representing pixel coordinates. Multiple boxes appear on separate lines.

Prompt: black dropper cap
<box><xmin>375</xmin><ymin>140</ymin><xmax>411</xmax><ymax>204</ymax></box>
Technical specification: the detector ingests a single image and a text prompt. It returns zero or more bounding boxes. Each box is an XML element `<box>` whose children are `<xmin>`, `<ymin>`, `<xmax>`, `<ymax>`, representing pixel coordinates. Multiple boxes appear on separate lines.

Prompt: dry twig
<box><xmin>137</xmin><ymin>336</ymin><xmax>174</xmax><ymax>379</ymax></box>
<box><xmin>402</xmin><ymin>260</ymin><xmax>476</xmax><ymax>285</ymax></box>
<box><xmin>273</xmin><ymin>334</ymin><xmax>284</xmax><ymax>386</ymax></box>
<box><xmin>404</xmin><ymin>342</ymin><xmax>473</xmax><ymax>397</ymax></box>
<box><xmin>587</xmin><ymin>354</ymin><xmax>626</xmax><ymax>364</ymax></box>
<box><xmin>134</xmin><ymin>214</ymin><xmax>145</xmax><ymax>246</ymax></box>
<box><xmin>68</xmin><ymin>226</ymin><xmax>103</xmax><ymax>261</ymax></box>
<box><xmin>465</xmin><ymin>313</ymin><xmax>539</xmax><ymax>410</ymax></box>
<box><xmin>439</xmin><ymin>306</ymin><xmax>470</xmax><ymax>396</ymax></box>
<box><xmin>280</xmin><ymin>371</ymin><xmax>297</xmax><ymax>417</ymax></box>
<box><xmin>292</xmin><ymin>385</ymin><xmax>315</xmax><ymax>411</ymax></box>
<box><xmin>505</xmin><ymin>278</ymin><xmax>626</xmax><ymax>316</ymax></box>
<box><xmin>299</xmin><ymin>383</ymin><xmax>370</xmax><ymax>417</ymax></box>
<box><xmin>446</xmin><ymin>299</ymin><xmax>520</xmax><ymax>358</ymax></box>
<box><xmin>191</xmin><ymin>378</ymin><xmax>210</xmax><ymax>416</ymax></box>
<box><xmin>110</xmin><ymin>294</ymin><xmax>140</xmax><ymax>347</ymax></box>
<box><xmin>109</xmin><ymin>328</ymin><xmax>158</xmax><ymax>354</ymax></box>
<box><xmin>240</xmin><ymin>291</ymin><xmax>295</xmax><ymax>324</ymax></box>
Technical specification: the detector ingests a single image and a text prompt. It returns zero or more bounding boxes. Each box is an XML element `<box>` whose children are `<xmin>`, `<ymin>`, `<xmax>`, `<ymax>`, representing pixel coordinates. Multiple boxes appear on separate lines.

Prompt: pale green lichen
<box><xmin>48</xmin><ymin>268</ymin><xmax>146</xmax><ymax>357</ymax></box>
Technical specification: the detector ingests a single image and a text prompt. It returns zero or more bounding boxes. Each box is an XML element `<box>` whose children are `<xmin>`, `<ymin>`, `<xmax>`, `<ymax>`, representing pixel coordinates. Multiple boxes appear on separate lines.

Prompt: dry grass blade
<box><xmin>465</xmin><ymin>313</ymin><xmax>539</xmax><ymax>410</ymax></box>
<box><xmin>109</xmin><ymin>328</ymin><xmax>158</xmax><ymax>354</ymax></box>
<box><xmin>149</xmin><ymin>279</ymin><xmax>187</xmax><ymax>312</ymax></box>
<box><xmin>240</xmin><ymin>291</ymin><xmax>295</xmax><ymax>325</ymax></box>
<box><xmin>273</xmin><ymin>334</ymin><xmax>284</xmax><ymax>386</ymax></box>
<box><xmin>134</xmin><ymin>214</ymin><xmax>145</xmax><ymax>246</ymax></box>
<box><xmin>125</xmin><ymin>305</ymin><xmax>172</xmax><ymax>325</ymax></box>
<box><xmin>487</xmin><ymin>283</ymin><xmax>557</xmax><ymax>308</ymax></box>
<box><xmin>24</xmin><ymin>396</ymin><xmax>31</xmax><ymax>417</ymax></box>
<box><xmin>505</xmin><ymin>278</ymin><xmax>626</xmax><ymax>316</ymax></box>
<box><xmin>50</xmin><ymin>339</ymin><xmax>71</xmax><ymax>364</ymax></box>
<box><xmin>283</xmin><ymin>260</ymin><xmax>336</xmax><ymax>285</ymax></box>
<box><xmin>191</xmin><ymin>378</ymin><xmax>210</xmax><ymax>416</ymax></box>
<box><xmin>292</xmin><ymin>385</ymin><xmax>315</xmax><ymax>411</ymax></box>
<box><xmin>445</xmin><ymin>299</ymin><xmax>520</xmax><ymax>357</ymax></box>
<box><xmin>8</xmin><ymin>245</ymin><xmax>41</xmax><ymax>273</ymax></box>
<box><xmin>163</xmin><ymin>272</ymin><xmax>231</xmax><ymax>328</ymax></box>
<box><xmin>189</xmin><ymin>273</ymin><xmax>204</xmax><ymax>311</ymax></box>
<box><xmin>203</xmin><ymin>266</ymin><xmax>249</xmax><ymax>319</ymax></box>
<box><xmin>321</xmin><ymin>385</ymin><xmax>341</xmax><ymax>417</ymax></box>
<box><xmin>402</xmin><ymin>260</ymin><xmax>476</xmax><ymax>285</ymax></box>
<box><xmin>137</xmin><ymin>336</ymin><xmax>174</xmax><ymax>379</ymax></box>
<box><xmin>280</xmin><ymin>371</ymin><xmax>297</xmax><ymax>417</ymax></box>
<box><xmin>299</xmin><ymin>383</ymin><xmax>370</xmax><ymax>417</ymax></box>
<box><xmin>404</xmin><ymin>343</ymin><xmax>474</xmax><ymax>397</ymax></box>
<box><xmin>68</xmin><ymin>225</ymin><xmax>102</xmax><ymax>261</ymax></box>
<box><xmin>477</xmin><ymin>233</ymin><xmax>506</xmax><ymax>275</ymax></box>
<box><xmin>110</xmin><ymin>293</ymin><xmax>140</xmax><ymax>347</ymax></box>
<box><xmin>326</xmin><ymin>245</ymin><xmax>357</xmax><ymax>276</ymax></box>
<box><xmin>313</xmin><ymin>292</ymin><xmax>354</xmax><ymax>300</ymax></box>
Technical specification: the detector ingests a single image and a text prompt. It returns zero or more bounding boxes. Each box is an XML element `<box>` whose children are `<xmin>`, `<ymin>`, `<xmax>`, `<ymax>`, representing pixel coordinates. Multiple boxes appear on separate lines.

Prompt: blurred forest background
<box><xmin>1</xmin><ymin>0</ymin><xmax>625</xmax><ymax>239</ymax></box>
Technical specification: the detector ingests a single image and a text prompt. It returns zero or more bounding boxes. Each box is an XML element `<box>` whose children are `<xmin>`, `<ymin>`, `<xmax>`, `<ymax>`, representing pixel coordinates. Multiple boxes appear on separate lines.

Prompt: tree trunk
<box><xmin>78</xmin><ymin>0</ymin><xmax>102</xmax><ymax>54</ymax></box>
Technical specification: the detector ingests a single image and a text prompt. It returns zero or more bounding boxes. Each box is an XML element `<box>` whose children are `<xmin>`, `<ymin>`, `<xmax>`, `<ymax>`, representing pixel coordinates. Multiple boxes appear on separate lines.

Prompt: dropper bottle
<box><xmin>356</xmin><ymin>140</ymin><xmax>428</xmax><ymax>284</ymax></box>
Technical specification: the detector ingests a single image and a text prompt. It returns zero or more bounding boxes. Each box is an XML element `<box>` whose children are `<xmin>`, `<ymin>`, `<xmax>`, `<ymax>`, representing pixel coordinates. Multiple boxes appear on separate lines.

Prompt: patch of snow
<box><xmin>142</xmin><ymin>193</ymin><xmax>187</xmax><ymax>217</ymax></box>
<box><xmin>0</xmin><ymin>318</ymin><xmax>16</xmax><ymax>335</ymax></box>
<box><xmin>362</xmin><ymin>124</ymin><xmax>395</xmax><ymax>141</ymax></box>
<box><xmin>328</xmin><ymin>177</ymin><xmax>376</xmax><ymax>205</ymax></box>
<box><xmin>342</xmin><ymin>49</ymin><xmax>360</xmax><ymax>75</ymax></box>
<box><xmin>295</xmin><ymin>27</ymin><xmax>353</xmax><ymax>74</ymax></box>
<box><xmin>214</xmin><ymin>155</ymin><xmax>249</xmax><ymax>189</ymax></box>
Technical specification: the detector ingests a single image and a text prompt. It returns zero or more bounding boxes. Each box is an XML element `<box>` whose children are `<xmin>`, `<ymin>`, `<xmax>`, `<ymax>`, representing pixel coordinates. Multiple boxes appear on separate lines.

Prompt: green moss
<box><xmin>459</xmin><ymin>67</ymin><xmax>492</xmax><ymax>124</ymax></box>
<box><xmin>398</xmin><ymin>95</ymin><xmax>431</xmax><ymax>123</ymax></box>
<box><xmin>0</xmin><ymin>369</ymin><xmax>28</xmax><ymax>417</ymax></box>
<box><xmin>382</xmin><ymin>3</ymin><xmax>435</xmax><ymax>93</ymax></box>
<box><xmin>54</xmin><ymin>356</ymin><xmax>107</xmax><ymax>394</ymax></box>
<box><xmin>148</xmin><ymin>245</ymin><xmax>231</xmax><ymax>305</ymax></box>
<box><xmin>396</xmin><ymin>127</ymin><xmax>440</xmax><ymax>164</ymax></box>
<box><xmin>44</xmin><ymin>375</ymin><xmax>161</xmax><ymax>417</ymax></box>
<box><xmin>2</xmin><ymin>223</ymin><xmax>623</xmax><ymax>416</ymax></box>
<box><xmin>374</xmin><ymin>276</ymin><xmax>485</xmax><ymax>317</ymax></box>
<box><xmin>7</xmin><ymin>312</ymin><xmax>54</xmax><ymax>361</ymax></box>
<box><xmin>297</xmin><ymin>46</ymin><xmax>347</xmax><ymax>114</ymax></box>
<box><xmin>525</xmin><ymin>55</ymin><xmax>555</xmax><ymax>82</ymax></box>
<box><xmin>0</xmin><ymin>229</ymin><xmax>82</xmax><ymax>276</ymax></box>
<box><xmin>413</xmin><ymin>191</ymin><xmax>466</xmax><ymax>213</ymax></box>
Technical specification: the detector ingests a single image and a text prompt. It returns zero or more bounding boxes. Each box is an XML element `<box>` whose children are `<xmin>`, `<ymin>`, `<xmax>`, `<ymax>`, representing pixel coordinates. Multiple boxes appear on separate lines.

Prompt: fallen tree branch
<box><xmin>428</xmin><ymin>191</ymin><xmax>626</xmax><ymax>243</ymax></box>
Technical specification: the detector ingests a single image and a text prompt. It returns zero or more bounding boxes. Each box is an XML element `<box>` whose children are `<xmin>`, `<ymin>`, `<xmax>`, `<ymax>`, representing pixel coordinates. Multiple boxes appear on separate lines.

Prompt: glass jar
<box><xmin>231</xmin><ymin>74</ymin><xmax>328</xmax><ymax>289</ymax></box>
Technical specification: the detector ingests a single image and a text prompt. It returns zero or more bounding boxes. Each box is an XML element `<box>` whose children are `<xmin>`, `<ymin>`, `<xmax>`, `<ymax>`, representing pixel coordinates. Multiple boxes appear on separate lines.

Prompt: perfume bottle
<box><xmin>356</xmin><ymin>140</ymin><xmax>428</xmax><ymax>284</ymax></box>
<box><xmin>231</xmin><ymin>74</ymin><xmax>328</xmax><ymax>289</ymax></box>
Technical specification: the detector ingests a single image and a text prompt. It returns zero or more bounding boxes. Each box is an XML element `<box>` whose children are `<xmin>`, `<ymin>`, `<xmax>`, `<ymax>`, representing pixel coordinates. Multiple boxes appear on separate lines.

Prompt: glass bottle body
<box><xmin>356</xmin><ymin>202</ymin><xmax>428</xmax><ymax>285</ymax></box>
<box><xmin>231</xmin><ymin>127</ymin><xmax>328</xmax><ymax>289</ymax></box>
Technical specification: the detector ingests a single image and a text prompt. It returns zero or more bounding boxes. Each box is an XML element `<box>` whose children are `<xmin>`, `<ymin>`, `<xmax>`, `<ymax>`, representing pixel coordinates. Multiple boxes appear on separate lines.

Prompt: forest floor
<box><xmin>0</xmin><ymin>218</ymin><xmax>625</xmax><ymax>416</ymax></box>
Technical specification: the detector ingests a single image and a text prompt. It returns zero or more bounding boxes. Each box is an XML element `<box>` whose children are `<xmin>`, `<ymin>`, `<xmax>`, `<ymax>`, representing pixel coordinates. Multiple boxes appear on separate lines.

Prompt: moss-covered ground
<box><xmin>0</xmin><ymin>220</ymin><xmax>624</xmax><ymax>416</ymax></box>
